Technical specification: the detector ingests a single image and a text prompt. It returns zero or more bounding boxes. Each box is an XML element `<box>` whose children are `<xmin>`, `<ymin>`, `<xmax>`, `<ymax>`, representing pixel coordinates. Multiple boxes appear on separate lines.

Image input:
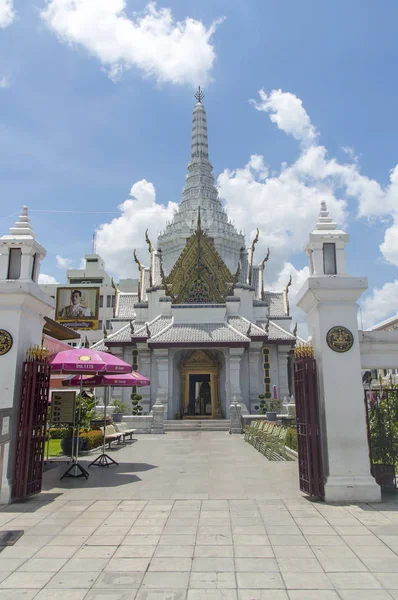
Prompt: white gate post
<box><xmin>296</xmin><ymin>202</ymin><xmax>381</xmax><ymax>503</ymax></box>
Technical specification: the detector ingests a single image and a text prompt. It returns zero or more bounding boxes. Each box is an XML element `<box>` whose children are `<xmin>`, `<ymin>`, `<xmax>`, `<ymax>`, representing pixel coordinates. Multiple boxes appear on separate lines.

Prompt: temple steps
<box><xmin>164</xmin><ymin>419</ymin><xmax>230</xmax><ymax>432</ymax></box>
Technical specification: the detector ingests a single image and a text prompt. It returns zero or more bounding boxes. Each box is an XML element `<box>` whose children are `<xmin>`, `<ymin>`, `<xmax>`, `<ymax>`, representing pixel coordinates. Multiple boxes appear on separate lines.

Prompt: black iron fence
<box><xmin>364</xmin><ymin>382</ymin><xmax>398</xmax><ymax>492</ymax></box>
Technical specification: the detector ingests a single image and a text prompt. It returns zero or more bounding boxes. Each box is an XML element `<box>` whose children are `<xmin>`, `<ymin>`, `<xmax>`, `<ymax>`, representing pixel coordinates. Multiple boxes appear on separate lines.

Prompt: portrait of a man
<box><xmin>58</xmin><ymin>289</ymin><xmax>91</xmax><ymax>319</ymax></box>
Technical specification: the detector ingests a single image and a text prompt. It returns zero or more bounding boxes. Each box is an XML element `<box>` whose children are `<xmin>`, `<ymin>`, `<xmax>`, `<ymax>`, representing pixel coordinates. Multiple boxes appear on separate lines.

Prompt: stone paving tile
<box><xmin>115</xmin><ymin>546</ymin><xmax>156</xmax><ymax>558</ymax></box>
<box><xmin>141</xmin><ymin>572</ymin><xmax>190</xmax><ymax>589</ymax></box>
<box><xmin>328</xmin><ymin>571</ymin><xmax>383</xmax><ymax>589</ymax></box>
<box><xmin>0</xmin><ymin>572</ymin><xmax>55</xmax><ymax>589</ymax></box>
<box><xmin>337</xmin><ymin>592</ymin><xmax>393</xmax><ymax>600</ymax></box>
<box><xmin>0</xmin><ymin>591</ymin><xmax>42</xmax><ymax>600</ymax></box>
<box><xmin>93</xmin><ymin>573</ymin><xmax>144</xmax><ymax>588</ymax></box>
<box><xmin>187</xmin><ymin>591</ymin><xmax>237</xmax><ymax>599</ymax></box>
<box><xmin>286</xmin><ymin>593</ymin><xmax>340</xmax><ymax>600</ymax></box>
<box><xmin>34</xmin><ymin>591</ymin><xmax>89</xmax><ymax>600</ymax></box>
<box><xmin>18</xmin><ymin>558</ymin><xmax>69</xmax><ymax>572</ymax></box>
<box><xmin>189</xmin><ymin>573</ymin><xmax>236</xmax><ymax>589</ymax></box>
<box><xmin>236</xmin><ymin>572</ymin><xmax>284</xmax><ymax>589</ymax></box>
<box><xmin>281</xmin><ymin>572</ymin><xmax>334</xmax><ymax>590</ymax></box>
<box><xmin>238</xmin><ymin>592</ymin><xmax>289</xmax><ymax>600</ymax></box>
<box><xmin>235</xmin><ymin>558</ymin><xmax>278</xmax><ymax>572</ymax></box>
<box><xmin>83</xmin><ymin>591</ymin><xmax>137</xmax><ymax>600</ymax></box>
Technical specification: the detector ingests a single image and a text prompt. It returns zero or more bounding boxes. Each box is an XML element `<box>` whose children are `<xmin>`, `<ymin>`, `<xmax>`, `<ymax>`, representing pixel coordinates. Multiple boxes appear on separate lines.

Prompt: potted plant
<box><xmin>131</xmin><ymin>393</ymin><xmax>143</xmax><ymax>416</ymax></box>
<box><xmin>266</xmin><ymin>398</ymin><xmax>282</xmax><ymax>422</ymax></box>
<box><xmin>111</xmin><ymin>399</ymin><xmax>130</xmax><ymax>423</ymax></box>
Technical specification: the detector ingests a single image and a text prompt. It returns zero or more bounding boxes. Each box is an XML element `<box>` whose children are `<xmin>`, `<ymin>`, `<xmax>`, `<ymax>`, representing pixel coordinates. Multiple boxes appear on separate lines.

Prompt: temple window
<box><xmin>323</xmin><ymin>243</ymin><xmax>337</xmax><ymax>275</ymax></box>
<box><xmin>7</xmin><ymin>248</ymin><xmax>22</xmax><ymax>279</ymax></box>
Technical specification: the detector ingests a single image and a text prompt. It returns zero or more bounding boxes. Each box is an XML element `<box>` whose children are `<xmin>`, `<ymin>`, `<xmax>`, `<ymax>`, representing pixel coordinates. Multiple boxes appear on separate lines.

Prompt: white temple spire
<box><xmin>157</xmin><ymin>89</ymin><xmax>245</xmax><ymax>273</ymax></box>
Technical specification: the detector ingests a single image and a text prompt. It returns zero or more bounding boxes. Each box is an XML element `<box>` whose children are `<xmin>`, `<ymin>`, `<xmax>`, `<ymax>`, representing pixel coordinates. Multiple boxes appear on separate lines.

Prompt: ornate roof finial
<box><xmin>315</xmin><ymin>199</ymin><xmax>336</xmax><ymax>231</ymax></box>
<box><xmin>145</xmin><ymin>323</ymin><xmax>151</xmax><ymax>339</ymax></box>
<box><xmin>194</xmin><ymin>86</ymin><xmax>204</xmax><ymax>103</ymax></box>
<box><xmin>103</xmin><ymin>325</ymin><xmax>108</xmax><ymax>339</ymax></box>
<box><xmin>293</xmin><ymin>322</ymin><xmax>298</xmax><ymax>338</ymax></box>
<box><xmin>248</xmin><ymin>228</ymin><xmax>260</xmax><ymax>285</ymax></box>
<box><xmin>285</xmin><ymin>275</ymin><xmax>292</xmax><ymax>316</ymax></box>
<box><xmin>130</xmin><ymin>320</ymin><xmax>135</xmax><ymax>335</ymax></box>
<box><xmin>145</xmin><ymin>229</ymin><xmax>154</xmax><ymax>288</ymax></box>
<box><xmin>133</xmin><ymin>249</ymin><xmax>144</xmax><ymax>302</ymax></box>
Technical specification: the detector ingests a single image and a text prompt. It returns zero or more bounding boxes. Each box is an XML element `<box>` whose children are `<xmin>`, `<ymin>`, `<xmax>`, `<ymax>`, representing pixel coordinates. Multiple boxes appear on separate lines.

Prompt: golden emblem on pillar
<box><xmin>326</xmin><ymin>326</ymin><xmax>354</xmax><ymax>353</ymax></box>
<box><xmin>0</xmin><ymin>330</ymin><xmax>13</xmax><ymax>355</ymax></box>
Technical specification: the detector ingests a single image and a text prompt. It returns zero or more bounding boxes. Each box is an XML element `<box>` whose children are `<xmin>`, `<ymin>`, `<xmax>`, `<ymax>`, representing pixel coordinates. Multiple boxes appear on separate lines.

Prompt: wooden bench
<box><xmin>100</xmin><ymin>424</ymin><xmax>123</xmax><ymax>449</ymax></box>
<box><xmin>114</xmin><ymin>422</ymin><xmax>136</xmax><ymax>442</ymax></box>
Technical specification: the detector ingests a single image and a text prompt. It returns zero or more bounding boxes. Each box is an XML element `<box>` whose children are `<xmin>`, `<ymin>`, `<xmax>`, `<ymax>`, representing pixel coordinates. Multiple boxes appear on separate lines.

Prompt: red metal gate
<box><xmin>12</xmin><ymin>352</ymin><xmax>51</xmax><ymax>501</ymax></box>
<box><xmin>294</xmin><ymin>347</ymin><xmax>324</xmax><ymax>499</ymax></box>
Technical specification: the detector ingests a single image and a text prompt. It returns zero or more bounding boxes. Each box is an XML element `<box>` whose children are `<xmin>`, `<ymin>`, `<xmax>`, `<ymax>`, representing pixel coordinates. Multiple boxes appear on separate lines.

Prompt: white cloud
<box><xmin>96</xmin><ymin>179</ymin><xmax>177</xmax><ymax>277</ymax></box>
<box><xmin>56</xmin><ymin>255</ymin><xmax>73</xmax><ymax>270</ymax></box>
<box><xmin>38</xmin><ymin>273</ymin><xmax>59</xmax><ymax>284</ymax></box>
<box><xmin>41</xmin><ymin>0</ymin><xmax>222</xmax><ymax>87</ymax></box>
<box><xmin>0</xmin><ymin>0</ymin><xmax>14</xmax><ymax>28</ymax></box>
<box><xmin>0</xmin><ymin>75</ymin><xmax>10</xmax><ymax>88</ymax></box>
<box><xmin>252</xmin><ymin>89</ymin><xmax>318</xmax><ymax>146</ymax></box>
<box><xmin>361</xmin><ymin>280</ymin><xmax>398</xmax><ymax>329</ymax></box>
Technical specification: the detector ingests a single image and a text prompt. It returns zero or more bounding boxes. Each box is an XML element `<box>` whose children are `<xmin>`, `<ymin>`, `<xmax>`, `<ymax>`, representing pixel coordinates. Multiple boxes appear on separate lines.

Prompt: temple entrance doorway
<box><xmin>188</xmin><ymin>374</ymin><xmax>211</xmax><ymax>416</ymax></box>
<box><xmin>180</xmin><ymin>350</ymin><xmax>222</xmax><ymax>418</ymax></box>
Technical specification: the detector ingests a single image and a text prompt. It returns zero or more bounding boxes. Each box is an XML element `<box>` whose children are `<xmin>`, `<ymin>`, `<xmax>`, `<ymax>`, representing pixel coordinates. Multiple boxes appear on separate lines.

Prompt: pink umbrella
<box><xmin>49</xmin><ymin>348</ymin><xmax>132</xmax><ymax>374</ymax></box>
<box><xmin>62</xmin><ymin>373</ymin><xmax>150</xmax><ymax>387</ymax></box>
<box><xmin>49</xmin><ymin>348</ymin><xmax>133</xmax><ymax>479</ymax></box>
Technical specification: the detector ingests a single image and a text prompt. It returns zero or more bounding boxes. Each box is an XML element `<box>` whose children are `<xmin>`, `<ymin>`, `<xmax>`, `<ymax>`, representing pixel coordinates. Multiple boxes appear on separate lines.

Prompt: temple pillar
<box><xmin>137</xmin><ymin>347</ymin><xmax>151</xmax><ymax>414</ymax></box>
<box><xmin>153</xmin><ymin>348</ymin><xmax>169</xmax><ymax>418</ymax></box>
<box><xmin>277</xmin><ymin>346</ymin><xmax>290</xmax><ymax>402</ymax></box>
<box><xmin>228</xmin><ymin>348</ymin><xmax>248</xmax><ymax>414</ymax></box>
<box><xmin>248</xmin><ymin>342</ymin><xmax>262</xmax><ymax>414</ymax></box>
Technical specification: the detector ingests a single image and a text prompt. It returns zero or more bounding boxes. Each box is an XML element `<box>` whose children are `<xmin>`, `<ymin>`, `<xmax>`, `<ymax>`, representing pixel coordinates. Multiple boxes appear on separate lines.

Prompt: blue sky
<box><xmin>1</xmin><ymin>0</ymin><xmax>398</xmax><ymax>327</ymax></box>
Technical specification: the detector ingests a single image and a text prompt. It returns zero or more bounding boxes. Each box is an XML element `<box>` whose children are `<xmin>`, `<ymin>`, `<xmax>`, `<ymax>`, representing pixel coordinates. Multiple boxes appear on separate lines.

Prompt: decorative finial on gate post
<box><xmin>194</xmin><ymin>86</ymin><xmax>204</xmax><ymax>103</ymax></box>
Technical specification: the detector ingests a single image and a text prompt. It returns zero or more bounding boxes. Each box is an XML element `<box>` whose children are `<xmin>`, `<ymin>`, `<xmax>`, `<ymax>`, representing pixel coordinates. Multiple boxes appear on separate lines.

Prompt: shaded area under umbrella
<box><xmin>49</xmin><ymin>349</ymin><xmax>133</xmax><ymax>479</ymax></box>
<box><xmin>62</xmin><ymin>371</ymin><xmax>150</xmax><ymax>468</ymax></box>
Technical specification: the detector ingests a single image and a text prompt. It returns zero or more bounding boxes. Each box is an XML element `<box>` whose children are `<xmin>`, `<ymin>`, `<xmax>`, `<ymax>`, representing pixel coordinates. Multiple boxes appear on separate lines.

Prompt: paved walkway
<box><xmin>0</xmin><ymin>432</ymin><xmax>398</xmax><ymax>599</ymax></box>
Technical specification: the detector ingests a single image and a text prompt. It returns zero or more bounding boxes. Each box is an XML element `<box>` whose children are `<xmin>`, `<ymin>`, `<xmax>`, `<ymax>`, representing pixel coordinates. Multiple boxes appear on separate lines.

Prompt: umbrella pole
<box><xmin>89</xmin><ymin>385</ymin><xmax>118</xmax><ymax>468</ymax></box>
<box><xmin>60</xmin><ymin>374</ymin><xmax>89</xmax><ymax>480</ymax></box>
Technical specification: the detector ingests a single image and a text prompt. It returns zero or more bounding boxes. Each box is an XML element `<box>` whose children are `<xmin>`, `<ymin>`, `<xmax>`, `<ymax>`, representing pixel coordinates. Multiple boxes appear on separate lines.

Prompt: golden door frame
<box><xmin>180</xmin><ymin>350</ymin><xmax>222</xmax><ymax>418</ymax></box>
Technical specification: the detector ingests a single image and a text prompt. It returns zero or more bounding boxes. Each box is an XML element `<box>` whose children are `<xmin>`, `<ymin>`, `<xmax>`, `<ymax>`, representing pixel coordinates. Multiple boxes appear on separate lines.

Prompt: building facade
<box><xmin>93</xmin><ymin>91</ymin><xmax>297</xmax><ymax>419</ymax></box>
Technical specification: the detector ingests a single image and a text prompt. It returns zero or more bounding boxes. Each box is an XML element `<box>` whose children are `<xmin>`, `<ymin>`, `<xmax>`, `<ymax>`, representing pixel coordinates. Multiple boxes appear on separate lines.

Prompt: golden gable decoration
<box><xmin>163</xmin><ymin>213</ymin><xmax>238</xmax><ymax>304</ymax></box>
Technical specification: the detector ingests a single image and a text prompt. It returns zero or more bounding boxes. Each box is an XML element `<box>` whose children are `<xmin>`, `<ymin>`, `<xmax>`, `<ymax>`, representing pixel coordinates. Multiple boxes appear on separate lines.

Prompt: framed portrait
<box><xmin>56</xmin><ymin>287</ymin><xmax>99</xmax><ymax>330</ymax></box>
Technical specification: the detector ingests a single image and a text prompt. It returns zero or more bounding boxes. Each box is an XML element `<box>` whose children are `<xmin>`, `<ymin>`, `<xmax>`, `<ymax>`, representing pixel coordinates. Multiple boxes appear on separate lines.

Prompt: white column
<box><xmin>248</xmin><ymin>343</ymin><xmax>262</xmax><ymax>414</ymax></box>
<box><xmin>137</xmin><ymin>347</ymin><xmax>151</xmax><ymax>414</ymax></box>
<box><xmin>277</xmin><ymin>346</ymin><xmax>290</xmax><ymax>402</ymax></box>
<box><xmin>153</xmin><ymin>348</ymin><xmax>169</xmax><ymax>418</ymax></box>
<box><xmin>228</xmin><ymin>348</ymin><xmax>248</xmax><ymax>413</ymax></box>
<box><xmin>296</xmin><ymin>279</ymin><xmax>381</xmax><ymax>503</ymax></box>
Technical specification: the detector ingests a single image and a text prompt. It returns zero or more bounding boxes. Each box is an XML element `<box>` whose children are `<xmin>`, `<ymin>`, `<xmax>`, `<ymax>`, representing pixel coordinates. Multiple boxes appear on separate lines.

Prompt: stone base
<box><xmin>324</xmin><ymin>475</ymin><xmax>381</xmax><ymax>503</ymax></box>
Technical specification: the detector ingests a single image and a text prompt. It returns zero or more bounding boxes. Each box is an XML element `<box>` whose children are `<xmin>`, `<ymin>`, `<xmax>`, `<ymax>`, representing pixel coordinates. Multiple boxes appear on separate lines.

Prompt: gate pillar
<box><xmin>296</xmin><ymin>201</ymin><xmax>381</xmax><ymax>503</ymax></box>
<box><xmin>0</xmin><ymin>207</ymin><xmax>54</xmax><ymax>503</ymax></box>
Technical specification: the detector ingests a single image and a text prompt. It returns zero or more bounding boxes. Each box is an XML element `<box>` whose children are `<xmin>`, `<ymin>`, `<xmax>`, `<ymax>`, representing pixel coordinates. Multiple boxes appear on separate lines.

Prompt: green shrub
<box><xmin>131</xmin><ymin>393</ymin><xmax>143</xmax><ymax>416</ymax></box>
<box><xmin>285</xmin><ymin>427</ymin><xmax>298</xmax><ymax>451</ymax></box>
<box><xmin>112</xmin><ymin>399</ymin><xmax>130</xmax><ymax>414</ymax></box>
<box><xmin>48</xmin><ymin>427</ymin><xmax>69</xmax><ymax>439</ymax></box>
<box><xmin>80</xmin><ymin>430</ymin><xmax>103</xmax><ymax>450</ymax></box>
